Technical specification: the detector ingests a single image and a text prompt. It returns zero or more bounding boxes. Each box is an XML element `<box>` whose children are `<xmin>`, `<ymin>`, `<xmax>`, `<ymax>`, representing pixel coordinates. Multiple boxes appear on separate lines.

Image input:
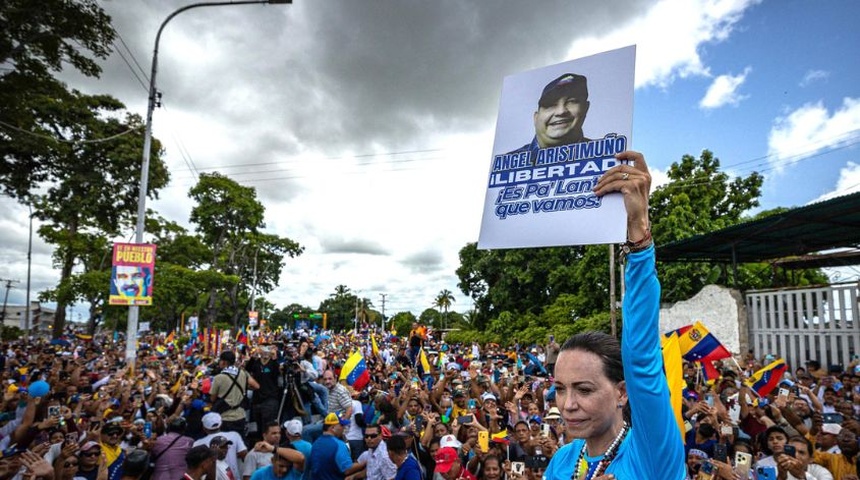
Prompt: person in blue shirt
<box><xmin>303</xmin><ymin>413</ymin><xmax>362</xmax><ymax>480</ymax></box>
<box><xmin>386</xmin><ymin>435</ymin><xmax>422</xmax><ymax>480</ymax></box>
<box><xmin>249</xmin><ymin>452</ymin><xmax>291</xmax><ymax>480</ymax></box>
<box><xmin>543</xmin><ymin>150</ymin><xmax>686</xmax><ymax>480</ymax></box>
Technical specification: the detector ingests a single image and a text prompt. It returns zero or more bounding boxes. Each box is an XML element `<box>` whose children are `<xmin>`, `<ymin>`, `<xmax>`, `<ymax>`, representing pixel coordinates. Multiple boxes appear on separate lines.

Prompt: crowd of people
<box><xmin>16</xmin><ymin>151</ymin><xmax>860</xmax><ymax>480</ymax></box>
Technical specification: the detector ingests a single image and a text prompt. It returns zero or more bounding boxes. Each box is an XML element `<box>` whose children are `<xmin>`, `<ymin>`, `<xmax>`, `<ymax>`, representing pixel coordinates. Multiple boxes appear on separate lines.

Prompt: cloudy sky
<box><xmin>2</xmin><ymin>0</ymin><xmax>860</xmax><ymax>321</ymax></box>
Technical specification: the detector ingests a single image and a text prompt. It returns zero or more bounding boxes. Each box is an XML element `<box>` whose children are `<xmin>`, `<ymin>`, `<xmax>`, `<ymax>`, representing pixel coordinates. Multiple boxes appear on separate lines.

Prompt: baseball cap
<box><xmin>545</xmin><ymin>407</ymin><xmax>562</xmax><ymax>420</ymax></box>
<box><xmin>434</xmin><ymin>447</ymin><xmax>459</xmax><ymax>473</ymax></box>
<box><xmin>80</xmin><ymin>441</ymin><xmax>101</xmax><ymax>452</ymax></box>
<box><xmin>103</xmin><ymin>422</ymin><xmax>124</xmax><ymax>435</ymax></box>
<box><xmin>209</xmin><ymin>436</ymin><xmax>233</xmax><ymax>448</ymax></box>
<box><xmin>324</xmin><ymin>413</ymin><xmax>349</xmax><ymax>426</ymax></box>
<box><xmin>283</xmin><ymin>419</ymin><xmax>303</xmax><ymax>436</ymax></box>
<box><xmin>480</xmin><ymin>392</ymin><xmax>497</xmax><ymax>403</ymax></box>
<box><xmin>202</xmin><ymin>412</ymin><xmax>222</xmax><ymax>430</ymax></box>
<box><xmin>822</xmin><ymin>423</ymin><xmax>842</xmax><ymax>435</ymax></box>
<box><xmin>538</xmin><ymin>73</ymin><xmax>588</xmax><ymax>107</ymax></box>
<box><xmin>219</xmin><ymin>351</ymin><xmax>236</xmax><ymax>364</ymax></box>
<box><xmin>439</xmin><ymin>434</ymin><xmax>462</xmax><ymax>450</ymax></box>
<box><xmin>452</xmin><ymin>389</ymin><xmax>466</xmax><ymax>398</ymax></box>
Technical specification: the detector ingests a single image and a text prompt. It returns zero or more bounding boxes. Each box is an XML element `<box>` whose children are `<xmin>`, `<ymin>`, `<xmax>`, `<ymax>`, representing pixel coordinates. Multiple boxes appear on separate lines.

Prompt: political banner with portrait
<box><xmin>478</xmin><ymin>45</ymin><xmax>636</xmax><ymax>249</ymax></box>
<box><xmin>109</xmin><ymin>243</ymin><xmax>156</xmax><ymax>306</ymax></box>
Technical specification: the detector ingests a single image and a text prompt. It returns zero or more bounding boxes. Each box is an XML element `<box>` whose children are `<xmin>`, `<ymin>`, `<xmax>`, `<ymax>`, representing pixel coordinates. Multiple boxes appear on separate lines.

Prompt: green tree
<box><xmin>651</xmin><ymin>150</ymin><xmax>824</xmax><ymax>301</ymax></box>
<box><xmin>389</xmin><ymin>311</ymin><xmax>417</xmax><ymax>337</ymax></box>
<box><xmin>433</xmin><ymin>289</ymin><xmax>455</xmax><ymax>329</ymax></box>
<box><xmin>31</xmin><ymin>96</ymin><xmax>169</xmax><ymax>337</ymax></box>
<box><xmin>189</xmin><ymin>173</ymin><xmax>302</xmax><ymax>327</ymax></box>
<box><xmin>318</xmin><ymin>285</ymin><xmax>359</xmax><ymax>332</ymax></box>
<box><xmin>1</xmin><ymin>0</ymin><xmax>116</xmax><ymax>198</ymax></box>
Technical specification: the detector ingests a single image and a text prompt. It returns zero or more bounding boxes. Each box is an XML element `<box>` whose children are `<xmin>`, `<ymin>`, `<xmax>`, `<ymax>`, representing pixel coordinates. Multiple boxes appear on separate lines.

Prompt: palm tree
<box><xmin>434</xmin><ymin>289</ymin><xmax>455</xmax><ymax>329</ymax></box>
<box><xmin>331</xmin><ymin>284</ymin><xmax>351</xmax><ymax>299</ymax></box>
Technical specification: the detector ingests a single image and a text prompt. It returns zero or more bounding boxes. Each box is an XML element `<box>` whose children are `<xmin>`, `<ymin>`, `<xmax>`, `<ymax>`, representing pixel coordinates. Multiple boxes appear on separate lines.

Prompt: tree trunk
<box><xmin>52</xmin><ymin>219</ymin><xmax>78</xmax><ymax>338</ymax></box>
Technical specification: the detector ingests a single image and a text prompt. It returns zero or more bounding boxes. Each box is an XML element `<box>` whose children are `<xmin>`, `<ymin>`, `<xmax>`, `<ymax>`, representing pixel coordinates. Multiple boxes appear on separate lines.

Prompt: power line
<box><xmin>0</xmin><ymin>120</ymin><xmax>141</xmax><ymax>144</ymax></box>
<box><xmin>115</xmin><ymin>31</ymin><xmax>150</xmax><ymax>83</ymax></box>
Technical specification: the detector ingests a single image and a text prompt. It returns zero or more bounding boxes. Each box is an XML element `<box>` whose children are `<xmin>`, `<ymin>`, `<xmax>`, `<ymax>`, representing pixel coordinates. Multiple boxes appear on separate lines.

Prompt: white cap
<box><xmin>480</xmin><ymin>392</ymin><xmax>497</xmax><ymax>403</ymax></box>
<box><xmin>202</xmin><ymin>412</ymin><xmax>222</xmax><ymax>430</ymax></box>
<box><xmin>822</xmin><ymin>423</ymin><xmax>842</xmax><ymax>435</ymax></box>
<box><xmin>440</xmin><ymin>434</ymin><xmax>462</xmax><ymax>450</ymax></box>
<box><xmin>545</xmin><ymin>407</ymin><xmax>562</xmax><ymax>420</ymax></box>
<box><xmin>283</xmin><ymin>418</ymin><xmax>303</xmax><ymax>436</ymax></box>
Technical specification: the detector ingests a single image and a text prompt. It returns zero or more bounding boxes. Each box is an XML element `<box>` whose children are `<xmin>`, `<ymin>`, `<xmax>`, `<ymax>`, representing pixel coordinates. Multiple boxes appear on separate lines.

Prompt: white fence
<box><xmin>746</xmin><ymin>282</ymin><xmax>860</xmax><ymax>372</ymax></box>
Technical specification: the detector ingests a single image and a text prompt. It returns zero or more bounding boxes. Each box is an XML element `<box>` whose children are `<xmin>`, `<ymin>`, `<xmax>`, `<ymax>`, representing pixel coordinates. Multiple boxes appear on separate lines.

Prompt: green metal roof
<box><xmin>657</xmin><ymin>191</ymin><xmax>860</xmax><ymax>264</ymax></box>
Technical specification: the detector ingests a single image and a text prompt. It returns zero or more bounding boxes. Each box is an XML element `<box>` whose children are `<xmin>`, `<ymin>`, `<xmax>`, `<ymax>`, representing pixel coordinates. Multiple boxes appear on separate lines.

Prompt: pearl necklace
<box><xmin>570</xmin><ymin>421</ymin><xmax>629</xmax><ymax>480</ymax></box>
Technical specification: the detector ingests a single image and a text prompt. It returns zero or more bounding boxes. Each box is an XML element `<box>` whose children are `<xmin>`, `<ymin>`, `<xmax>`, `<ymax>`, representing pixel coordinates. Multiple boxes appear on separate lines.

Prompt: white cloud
<box><xmin>699</xmin><ymin>67</ymin><xmax>752</xmax><ymax>109</ymax></box>
<box><xmin>566</xmin><ymin>0</ymin><xmax>763</xmax><ymax>88</ymax></box>
<box><xmin>3</xmin><ymin>0</ymin><xmax>767</xmax><ymax>318</ymax></box>
<box><xmin>800</xmin><ymin>69</ymin><xmax>829</xmax><ymax>87</ymax></box>
<box><xmin>812</xmin><ymin>161</ymin><xmax>860</xmax><ymax>203</ymax></box>
<box><xmin>767</xmin><ymin>98</ymin><xmax>860</xmax><ymax>173</ymax></box>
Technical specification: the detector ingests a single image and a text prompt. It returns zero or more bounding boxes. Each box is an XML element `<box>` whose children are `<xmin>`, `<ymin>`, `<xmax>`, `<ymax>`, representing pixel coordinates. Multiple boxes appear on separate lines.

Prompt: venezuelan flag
<box><xmin>671</xmin><ymin>321</ymin><xmax>732</xmax><ymax>363</ymax></box>
<box><xmin>745</xmin><ymin>359</ymin><xmax>787</xmax><ymax>397</ymax></box>
<box><xmin>340</xmin><ymin>351</ymin><xmax>370</xmax><ymax>391</ymax></box>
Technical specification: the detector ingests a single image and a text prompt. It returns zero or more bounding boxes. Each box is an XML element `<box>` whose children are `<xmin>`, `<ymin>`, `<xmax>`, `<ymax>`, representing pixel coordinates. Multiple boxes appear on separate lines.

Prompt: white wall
<box><xmin>659</xmin><ymin>285</ymin><xmax>747</xmax><ymax>356</ymax></box>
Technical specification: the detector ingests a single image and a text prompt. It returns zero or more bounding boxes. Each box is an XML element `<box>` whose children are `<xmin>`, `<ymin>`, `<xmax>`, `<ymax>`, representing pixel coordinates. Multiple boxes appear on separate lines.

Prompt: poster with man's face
<box><xmin>109</xmin><ymin>243</ymin><xmax>156</xmax><ymax>306</ymax></box>
<box><xmin>478</xmin><ymin>46</ymin><xmax>635</xmax><ymax>249</ymax></box>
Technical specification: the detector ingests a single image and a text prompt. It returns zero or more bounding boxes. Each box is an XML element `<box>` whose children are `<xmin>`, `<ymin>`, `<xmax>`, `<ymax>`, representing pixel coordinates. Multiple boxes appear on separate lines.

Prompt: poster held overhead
<box><xmin>478</xmin><ymin>46</ymin><xmax>636</xmax><ymax>249</ymax></box>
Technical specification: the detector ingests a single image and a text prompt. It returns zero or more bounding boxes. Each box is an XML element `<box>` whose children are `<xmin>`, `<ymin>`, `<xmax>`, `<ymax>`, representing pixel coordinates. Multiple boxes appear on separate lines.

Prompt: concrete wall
<box><xmin>659</xmin><ymin>284</ymin><xmax>747</xmax><ymax>356</ymax></box>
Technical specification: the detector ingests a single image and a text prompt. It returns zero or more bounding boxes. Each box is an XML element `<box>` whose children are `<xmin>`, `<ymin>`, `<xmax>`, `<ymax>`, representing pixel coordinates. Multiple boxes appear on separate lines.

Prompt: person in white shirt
<box><xmin>210</xmin><ymin>436</ymin><xmax>237</xmax><ymax>480</ymax></box>
<box><xmin>356</xmin><ymin>425</ymin><xmax>396</xmax><ymax>480</ymax></box>
<box><xmin>194</xmin><ymin>413</ymin><xmax>247</xmax><ymax>479</ymax></box>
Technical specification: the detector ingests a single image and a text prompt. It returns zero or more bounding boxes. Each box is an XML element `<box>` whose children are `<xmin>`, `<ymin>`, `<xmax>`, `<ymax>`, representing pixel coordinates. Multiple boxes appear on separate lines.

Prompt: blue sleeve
<box><xmin>622</xmin><ymin>245</ymin><xmax>686</xmax><ymax>480</ymax></box>
<box><xmin>336</xmin><ymin>441</ymin><xmax>353</xmax><ymax>473</ymax></box>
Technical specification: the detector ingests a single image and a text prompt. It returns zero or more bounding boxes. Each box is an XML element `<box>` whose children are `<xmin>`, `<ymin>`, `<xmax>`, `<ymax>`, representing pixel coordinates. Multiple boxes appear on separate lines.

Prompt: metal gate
<box><xmin>746</xmin><ymin>282</ymin><xmax>860</xmax><ymax>372</ymax></box>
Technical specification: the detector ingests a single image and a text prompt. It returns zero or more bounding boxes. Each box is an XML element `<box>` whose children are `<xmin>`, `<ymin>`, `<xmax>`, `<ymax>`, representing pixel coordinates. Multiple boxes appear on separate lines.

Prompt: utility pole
<box><xmin>0</xmin><ymin>279</ymin><xmax>20</xmax><ymax>328</ymax></box>
<box><xmin>379</xmin><ymin>293</ymin><xmax>387</xmax><ymax>332</ymax></box>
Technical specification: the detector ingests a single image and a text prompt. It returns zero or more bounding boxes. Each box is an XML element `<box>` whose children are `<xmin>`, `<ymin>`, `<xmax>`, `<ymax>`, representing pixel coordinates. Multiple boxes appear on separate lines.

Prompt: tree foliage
<box><xmin>651</xmin><ymin>150</ymin><xmax>826</xmax><ymax>301</ymax></box>
<box><xmin>190</xmin><ymin>173</ymin><xmax>303</xmax><ymax>328</ymax></box>
<box><xmin>453</xmin><ymin>149</ymin><xmax>826</xmax><ymax>341</ymax></box>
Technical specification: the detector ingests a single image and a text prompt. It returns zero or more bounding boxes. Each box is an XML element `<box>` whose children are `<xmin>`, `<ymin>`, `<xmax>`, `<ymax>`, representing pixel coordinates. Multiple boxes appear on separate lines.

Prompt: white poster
<box><xmin>478</xmin><ymin>46</ymin><xmax>636</xmax><ymax>249</ymax></box>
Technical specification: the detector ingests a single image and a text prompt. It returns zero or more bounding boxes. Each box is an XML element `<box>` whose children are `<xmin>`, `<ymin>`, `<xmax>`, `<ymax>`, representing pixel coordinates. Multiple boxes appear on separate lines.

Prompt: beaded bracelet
<box><xmin>622</xmin><ymin>230</ymin><xmax>652</xmax><ymax>255</ymax></box>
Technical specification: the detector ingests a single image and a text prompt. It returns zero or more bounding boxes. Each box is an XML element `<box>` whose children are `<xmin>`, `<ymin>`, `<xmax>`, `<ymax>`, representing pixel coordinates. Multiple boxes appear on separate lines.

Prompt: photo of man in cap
<box><xmin>506</xmin><ymin>73</ymin><xmax>591</xmax><ymax>163</ymax></box>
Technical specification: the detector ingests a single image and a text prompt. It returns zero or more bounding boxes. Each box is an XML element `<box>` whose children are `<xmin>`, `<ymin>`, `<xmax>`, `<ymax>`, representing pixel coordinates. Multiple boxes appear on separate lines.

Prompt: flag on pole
<box><xmin>661</xmin><ymin>332</ymin><xmax>686</xmax><ymax>440</ymax></box>
<box><xmin>667</xmin><ymin>321</ymin><xmax>732</xmax><ymax>363</ymax></box>
<box><xmin>371</xmin><ymin>335</ymin><xmax>380</xmax><ymax>357</ymax></box>
<box><xmin>419</xmin><ymin>348</ymin><xmax>431</xmax><ymax>375</ymax></box>
<box><xmin>745</xmin><ymin>359</ymin><xmax>787</xmax><ymax>397</ymax></box>
<box><xmin>340</xmin><ymin>351</ymin><xmax>371</xmax><ymax>391</ymax></box>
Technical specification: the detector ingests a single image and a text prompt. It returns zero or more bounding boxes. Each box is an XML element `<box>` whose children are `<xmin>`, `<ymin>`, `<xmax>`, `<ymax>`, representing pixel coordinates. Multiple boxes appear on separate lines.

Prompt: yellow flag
<box><xmin>371</xmin><ymin>335</ymin><xmax>380</xmax><ymax>357</ymax></box>
<box><xmin>419</xmin><ymin>348</ymin><xmax>431</xmax><ymax>374</ymax></box>
<box><xmin>662</xmin><ymin>332</ymin><xmax>685</xmax><ymax>441</ymax></box>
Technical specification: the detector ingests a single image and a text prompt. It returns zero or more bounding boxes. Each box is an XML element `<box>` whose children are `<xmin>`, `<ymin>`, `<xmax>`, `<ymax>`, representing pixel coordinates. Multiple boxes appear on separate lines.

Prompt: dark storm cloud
<box><xmin>89</xmin><ymin>0</ymin><xmax>651</xmax><ymax>157</ymax></box>
<box><xmin>320</xmin><ymin>237</ymin><xmax>389</xmax><ymax>256</ymax></box>
<box><xmin>400</xmin><ymin>249</ymin><xmax>444</xmax><ymax>274</ymax></box>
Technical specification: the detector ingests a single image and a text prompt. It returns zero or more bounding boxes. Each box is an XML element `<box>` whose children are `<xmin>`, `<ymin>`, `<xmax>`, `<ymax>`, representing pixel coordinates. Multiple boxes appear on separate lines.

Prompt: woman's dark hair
<box><xmin>561</xmin><ymin>332</ymin><xmax>629</xmax><ymax>424</ymax></box>
<box><xmin>560</xmin><ymin>332</ymin><xmax>623</xmax><ymax>383</ymax></box>
<box><xmin>479</xmin><ymin>455</ymin><xmax>502</xmax><ymax>480</ymax></box>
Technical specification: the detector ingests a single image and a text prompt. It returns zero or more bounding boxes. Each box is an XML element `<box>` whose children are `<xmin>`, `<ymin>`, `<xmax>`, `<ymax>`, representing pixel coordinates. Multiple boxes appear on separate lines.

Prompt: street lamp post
<box><xmin>126</xmin><ymin>0</ymin><xmax>291</xmax><ymax>369</ymax></box>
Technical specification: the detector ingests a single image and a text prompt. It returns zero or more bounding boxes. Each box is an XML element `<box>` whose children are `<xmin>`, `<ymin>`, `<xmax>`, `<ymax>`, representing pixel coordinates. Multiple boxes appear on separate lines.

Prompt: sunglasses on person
<box><xmin>64</xmin><ymin>462</ymin><xmax>79</xmax><ymax>468</ymax></box>
<box><xmin>81</xmin><ymin>451</ymin><xmax>100</xmax><ymax>457</ymax></box>
<box><xmin>364</xmin><ymin>433</ymin><xmax>380</xmax><ymax>439</ymax></box>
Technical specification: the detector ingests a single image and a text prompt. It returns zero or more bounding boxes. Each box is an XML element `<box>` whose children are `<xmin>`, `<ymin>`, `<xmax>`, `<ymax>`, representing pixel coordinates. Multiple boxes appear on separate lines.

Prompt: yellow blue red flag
<box><xmin>340</xmin><ymin>351</ymin><xmax>370</xmax><ymax>391</ymax></box>
<box><xmin>745</xmin><ymin>359</ymin><xmax>787</xmax><ymax>397</ymax></box>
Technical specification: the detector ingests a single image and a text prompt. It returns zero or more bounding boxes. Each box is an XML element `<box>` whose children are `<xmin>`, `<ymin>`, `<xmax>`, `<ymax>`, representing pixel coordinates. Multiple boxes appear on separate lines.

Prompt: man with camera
<box><xmin>210</xmin><ymin>351</ymin><xmax>259</xmax><ymax>435</ymax></box>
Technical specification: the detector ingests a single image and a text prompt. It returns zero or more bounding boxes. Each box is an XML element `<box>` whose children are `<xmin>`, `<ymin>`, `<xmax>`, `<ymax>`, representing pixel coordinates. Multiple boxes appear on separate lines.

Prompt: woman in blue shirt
<box><xmin>543</xmin><ymin>151</ymin><xmax>686</xmax><ymax>480</ymax></box>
